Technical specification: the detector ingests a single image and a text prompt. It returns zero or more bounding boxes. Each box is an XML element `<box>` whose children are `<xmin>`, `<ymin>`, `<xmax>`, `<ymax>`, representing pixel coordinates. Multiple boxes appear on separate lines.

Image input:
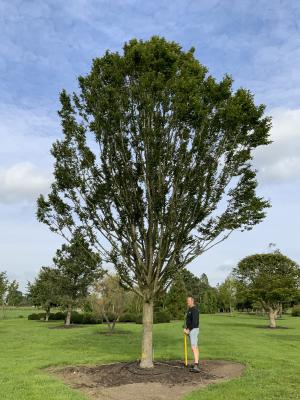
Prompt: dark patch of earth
<box><xmin>47</xmin><ymin>360</ymin><xmax>245</xmax><ymax>400</ymax></box>
<box><xmin>256</xmin><ymin>325</ymin><xmax>291</xmax><ymax>330</ymax></box>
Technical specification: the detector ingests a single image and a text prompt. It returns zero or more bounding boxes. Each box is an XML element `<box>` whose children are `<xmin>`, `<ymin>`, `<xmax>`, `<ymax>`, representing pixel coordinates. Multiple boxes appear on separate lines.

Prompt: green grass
<box><xmin>0</xmin><ymin>306</ymin><xmax>39</xmax><ymax>319</ymax></box>
<box><xmin>0</xmin><ymin>312</ymin><xmax>299</xmax><ymax>400</ymax></box>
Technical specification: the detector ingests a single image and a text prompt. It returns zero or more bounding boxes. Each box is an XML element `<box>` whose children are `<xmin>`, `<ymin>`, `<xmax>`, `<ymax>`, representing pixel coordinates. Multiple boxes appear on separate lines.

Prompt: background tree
<box><xmin>181</xmin><ymin>270</ymin><xmax>202</xmax><ymax>302</ymax></box>
<box><xmin>217</xmin><ymin>275</ymin><xmax>236</xmax><ymax>314</ymax></box>
<box><xmin>200</xmin><ymin>288</ymin><xmax>218</xmax><ymax>313</ymax></box>
<box><xmin>53</xmin><ymin>232</ymin><xmax>102</xmax><ymax>326</ymax></box>
<box><xmin>165</xmin><ymin>275</ymin><xmax>188</xmax><ymax>319</ymax></box>
<box><xmin>123</xmin><ymin>291</ymin><xmax>143</xmax><ymax>315</ymax></box>
<box><xmin>28</xmin><ymin>267</ymin><xmax>60</xmax><ymax>321</ymax></box>
<box><xmin>180</xmin><ymin>270</ymin><xmax>218</xmax><ymax>313</ymax></box>
<box><xmin>0</xmin><ymin>271</ymin><xmax>8</xmax><ymax>319</ymax></box>
<box><xmin>37</xmin><ymin>37</ymin><xmax>271</xmax><ymax>367</ymax></box>
<box><xmin>90</xmin><ymin>275</ymin><xmax>126</xmax><ymax>331</ymax></box>
<box><xmin>233</xmin><ymin>253</ymin><xmax>300</xmax><ymax>328</ymax></box>
<box><xmin>6</xmin><ymin>280</ymin><xmax>23</xmax><ymax>307</ymax></box>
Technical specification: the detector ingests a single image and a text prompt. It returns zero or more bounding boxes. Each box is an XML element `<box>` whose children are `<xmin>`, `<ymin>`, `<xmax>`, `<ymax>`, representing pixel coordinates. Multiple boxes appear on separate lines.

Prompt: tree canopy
<box><xmin>233</xmin><ymin>252</ymin><xmax>300</xmax><ymax>327</ymax></box>
<box><xmin>53</xmin><ymin>232</ymin><xmax>102</xmax><ymax>325</ymax></box>
<box><xmin>28</xmin><ymin>267</ymin><xmax>60</xmax><ymax>321</ymax></box>
<box><xmin>36</xmin><ymin>36</ymin><xmax>271</xmax><ymax>366</ymax></box>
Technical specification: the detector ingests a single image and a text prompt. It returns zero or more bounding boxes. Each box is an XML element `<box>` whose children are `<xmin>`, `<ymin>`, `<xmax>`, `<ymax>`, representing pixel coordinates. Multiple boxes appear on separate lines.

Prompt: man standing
<box><xmin>183</xmin><ymin>296</ymin><xmax>200</xmax><ymax>372</ymax></box>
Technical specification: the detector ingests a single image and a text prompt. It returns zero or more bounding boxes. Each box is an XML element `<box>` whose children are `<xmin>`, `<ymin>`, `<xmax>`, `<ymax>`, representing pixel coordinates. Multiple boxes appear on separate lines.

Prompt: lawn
<box><xmin>0</xmin><ymin>312</ymin><xmax>299</xmax><ymax>400</ymax></box>
<box><xmin>1</xmin><ymin>306</ymin><xmax>41</xmax><ymax>319</ymax></box>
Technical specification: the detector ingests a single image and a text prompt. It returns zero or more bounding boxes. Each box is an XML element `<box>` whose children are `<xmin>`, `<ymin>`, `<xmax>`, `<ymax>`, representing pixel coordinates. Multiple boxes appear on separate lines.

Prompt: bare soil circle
<box><xmin>47</xmin><ymin>359</ymin><xmax>245</xmax><ymax>400</ymax></box>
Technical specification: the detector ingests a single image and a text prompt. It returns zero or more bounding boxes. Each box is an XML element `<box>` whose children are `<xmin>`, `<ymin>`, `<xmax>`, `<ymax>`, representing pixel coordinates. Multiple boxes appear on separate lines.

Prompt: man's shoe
<box><xmin>190</xmin><ymin>364</ymin><xmax>200</xmax><ymax>373</ymax></box>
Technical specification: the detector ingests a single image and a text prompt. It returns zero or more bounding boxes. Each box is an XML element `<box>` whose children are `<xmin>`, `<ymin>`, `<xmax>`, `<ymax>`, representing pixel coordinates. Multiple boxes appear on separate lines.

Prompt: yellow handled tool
<box><xmin>184</xmin><ymin>334</ymin><xmax>188</xmax><ymax>367</ymax></box>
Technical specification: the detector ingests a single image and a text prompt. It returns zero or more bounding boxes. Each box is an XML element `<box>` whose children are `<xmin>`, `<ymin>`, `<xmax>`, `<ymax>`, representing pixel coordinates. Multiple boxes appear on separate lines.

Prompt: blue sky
<box><xmin>0</xmin><ymin>0</ymin><xmax>300</xmax><ymax>291</ymax></box>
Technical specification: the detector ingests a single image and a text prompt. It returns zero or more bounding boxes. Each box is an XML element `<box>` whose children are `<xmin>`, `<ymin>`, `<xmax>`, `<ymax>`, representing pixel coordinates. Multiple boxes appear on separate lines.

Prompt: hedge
<box><xmin>28</xmin><ymin>311</ymin><xmax>102</xmax><ymax>324</ymax></box>
<box><xmin>291</xmin><ymin>305</ymin><xmax>300</xmax><ymax>317</ymax></box>
<box><xmin>135</xmin><ymin>310</ymin><xmax>171</xmax><ymax>324</ymax></box>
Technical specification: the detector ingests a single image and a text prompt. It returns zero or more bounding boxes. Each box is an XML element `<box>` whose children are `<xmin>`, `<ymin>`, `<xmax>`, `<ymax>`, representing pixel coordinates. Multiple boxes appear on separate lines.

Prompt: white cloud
<box><xmin>0</xmin><ymin>162</ymin><xmax>51</xmax><ymax>204</ymax></box>
<box><xmin>254</xmin><ymin>108</ymin><xmax>300</xmax><ymax>184</ymax></box>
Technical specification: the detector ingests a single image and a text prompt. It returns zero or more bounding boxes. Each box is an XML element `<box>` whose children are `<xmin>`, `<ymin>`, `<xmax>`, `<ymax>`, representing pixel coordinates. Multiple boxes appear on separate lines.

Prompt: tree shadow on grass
<box><xmin>263</xmin><ymin>334</ymin><xmax>300</xmax><ymax>341</ymax></box>
<box><xmin>209</xmin><ymin>321</ymin><xmax>293</xmax><ymax>330</ymax></box>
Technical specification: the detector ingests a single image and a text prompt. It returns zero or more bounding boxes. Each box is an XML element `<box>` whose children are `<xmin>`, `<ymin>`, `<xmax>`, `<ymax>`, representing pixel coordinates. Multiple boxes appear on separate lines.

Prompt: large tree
<box><xmin>37</xmin><ymin>37</ymin><xmax>271</xmax><ymax>367</ymax></box>
<box><xmin>53</xmin><ymin>232</ymin><xmax>102</xmax><ymax>326</ymax></box>
<box><xmin>233</xmin><ymin>253</ymin><xmax>300</xmax><ymax>328</ymax></box>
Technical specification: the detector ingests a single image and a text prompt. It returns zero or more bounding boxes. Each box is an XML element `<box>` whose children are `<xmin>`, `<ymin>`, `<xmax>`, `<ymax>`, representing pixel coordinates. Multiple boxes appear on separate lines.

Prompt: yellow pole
<box><xmin>184</xmin><ymin>334</ymin><xmax>188</xmax><ymax>367</ymax></box>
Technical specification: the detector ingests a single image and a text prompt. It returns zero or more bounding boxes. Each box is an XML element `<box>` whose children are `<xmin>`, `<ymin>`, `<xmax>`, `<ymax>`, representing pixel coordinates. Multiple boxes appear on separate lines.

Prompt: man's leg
<box><xmin>189</xmin><ymin>328</ymin><xmax>200</xmax><ymax>372</ymax></box>
<box><xmin>191</xmin><ymin>346</ymin><xmax>199</xmax><ymax>364</ymax></box>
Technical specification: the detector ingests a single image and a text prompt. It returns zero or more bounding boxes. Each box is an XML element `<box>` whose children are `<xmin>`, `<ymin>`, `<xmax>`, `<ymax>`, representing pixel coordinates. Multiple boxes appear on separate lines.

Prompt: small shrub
<box><xmin>154</xmin><ymin>310</ymin><xmax>171</xmax><ymax>323</ymax></box>
<box><xmin>82</xmin><ymin>312</ymin><xmax>102</xmax><ymax>324</ymax></box>
<box><xmin>48</xmin><ymin>311</ymin><xmax>65</xmax><ymax>321</ymax></box>
<box><xmin>61</xmin><ymin>311</ymin><xmax>101</xmax><ymax>324</ymax></box>
<box><xmin>291</xmin><ymin>305</ymin><xmax>300</xmax><ymax>317</ymax></box>
<box><xmin>119</xmin><ymin>313</ymin><xmax>137</xmax><ymax>323</ymax></box>
<box><xmin>70</xmin><ymin>311</ymin><xmax>84</xmax><ymax>324</ymax></box>
<box><xmin>28</xmin><ymin>313</ymin><xmax>45</xmax><ymax>320</ymax></box>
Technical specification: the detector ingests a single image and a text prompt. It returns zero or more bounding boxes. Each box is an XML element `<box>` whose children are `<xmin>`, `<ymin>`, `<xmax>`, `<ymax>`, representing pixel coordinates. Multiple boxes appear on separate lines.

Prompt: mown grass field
<box><xmin>0</xmin><ymin>309</ymin><xmax>299</xmax><ymax>400</ymax></box>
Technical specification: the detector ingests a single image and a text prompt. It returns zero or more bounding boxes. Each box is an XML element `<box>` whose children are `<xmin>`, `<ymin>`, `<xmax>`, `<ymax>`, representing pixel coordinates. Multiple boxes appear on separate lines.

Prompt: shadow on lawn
<box><xmin>209</xmin><ymin>321</ymin><xmax>292</xmax><ymax>330</ymax></box>
<box><xmin>265</xmin><ymin>334</ymin><xmax>300</xmax><ymax>341</ymax></box>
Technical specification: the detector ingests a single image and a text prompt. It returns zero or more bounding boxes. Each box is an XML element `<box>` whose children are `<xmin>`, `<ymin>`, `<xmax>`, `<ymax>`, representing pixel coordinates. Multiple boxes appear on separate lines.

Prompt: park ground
<box><xmin>0</xmin><ymin>308</ymin><xmax>299</xmax><ymax>400</ymax></box>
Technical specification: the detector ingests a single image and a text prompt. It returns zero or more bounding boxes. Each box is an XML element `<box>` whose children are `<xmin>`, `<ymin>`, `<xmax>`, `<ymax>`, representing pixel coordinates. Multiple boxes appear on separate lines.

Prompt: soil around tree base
<box><xmin>47</xmin><ymin>360</ymin><xmax>245</xmax><ymax>400</ymax></box>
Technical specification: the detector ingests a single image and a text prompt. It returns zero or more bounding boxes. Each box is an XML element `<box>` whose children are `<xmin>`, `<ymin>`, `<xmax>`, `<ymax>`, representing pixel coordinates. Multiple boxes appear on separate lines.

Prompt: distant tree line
<box><xmin>3</xmin><ymin>247</ymin><xmax>300</xmax><ymax>330</ymax></box>
<box><xmin>0</xmin><ymin>271</ymin><xmax>30</xmax><ymax>312</ymax></box>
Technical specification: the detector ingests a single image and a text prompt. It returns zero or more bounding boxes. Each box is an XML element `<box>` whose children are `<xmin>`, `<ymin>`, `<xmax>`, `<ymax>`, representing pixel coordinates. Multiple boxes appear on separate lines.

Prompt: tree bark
<box><xmin>45</xmin><ymin>307</ymin><xmax>50</xmax><ymax>322</ymax></box>
<box><xmin>140</xmin><ymin>300</ymin><xmax>154</xmax><ymax>368</ymax></box>
<box><xmin>65</xmin><ymin>304</ymin><xmax>72</xmax><ymax>326</ymax></box>
<box><xmin>269</xmin><ymin>308</ymin><xmax>278</xmax><ymax>328</ymax></box>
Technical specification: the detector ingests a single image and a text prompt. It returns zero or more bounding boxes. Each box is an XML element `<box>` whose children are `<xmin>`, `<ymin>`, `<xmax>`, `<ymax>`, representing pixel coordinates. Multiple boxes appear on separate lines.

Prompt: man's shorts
<box><xmin>189</xmin><ymin>328</ymin><xmax>199</xmax><ymax>347</ymax></box>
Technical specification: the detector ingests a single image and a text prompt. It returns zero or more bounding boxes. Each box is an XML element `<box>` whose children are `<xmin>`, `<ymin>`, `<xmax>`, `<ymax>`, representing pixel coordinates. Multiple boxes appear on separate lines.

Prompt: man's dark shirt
<box><xmin>185</xmin><ymin>305</ymin><xmax>199</xmax><ymax>330</ymax></box>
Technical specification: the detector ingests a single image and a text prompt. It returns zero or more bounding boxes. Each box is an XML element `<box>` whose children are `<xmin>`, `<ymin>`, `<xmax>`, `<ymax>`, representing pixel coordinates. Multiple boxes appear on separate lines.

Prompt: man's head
<box><xmin>186</xmin><ymin>296</ymin><xmax>195</xmax><ymax>308</ymax></box>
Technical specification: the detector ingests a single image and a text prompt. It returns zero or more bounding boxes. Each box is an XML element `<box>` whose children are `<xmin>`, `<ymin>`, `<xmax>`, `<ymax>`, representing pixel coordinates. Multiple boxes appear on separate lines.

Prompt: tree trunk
<box><xmin>140</xmin><ymin>300</ymin><xmax>154</xmax><ymax>368</ymax></box>
<box><xmin>45</xmin><ymin>308</ymin><xmax>50</xmax><ymax>322</ymax></box>
<box><xmin>65</xmin><ymin>304</ymin><xmax>72</xmax><ymax>326</ymax></box>
<box><xmin>269</xmin><ymin>308</ymin><xmax>278</xmax><ymax>328</ymax></box>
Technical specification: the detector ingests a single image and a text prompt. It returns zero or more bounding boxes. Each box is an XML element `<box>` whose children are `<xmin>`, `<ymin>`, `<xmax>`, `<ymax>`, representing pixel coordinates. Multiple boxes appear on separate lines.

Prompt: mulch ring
<box><xmin>47</xmin><ymin>360</ymin><xmax>245</xmax><ymax>400</ymax></box>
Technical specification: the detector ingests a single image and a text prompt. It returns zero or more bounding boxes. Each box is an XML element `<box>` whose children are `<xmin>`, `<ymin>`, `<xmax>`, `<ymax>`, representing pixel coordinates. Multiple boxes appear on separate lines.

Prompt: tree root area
<box><xmin>47</xmin><ymin>360</ymin><xmax>245</xmax><ymax>400</ymax></box>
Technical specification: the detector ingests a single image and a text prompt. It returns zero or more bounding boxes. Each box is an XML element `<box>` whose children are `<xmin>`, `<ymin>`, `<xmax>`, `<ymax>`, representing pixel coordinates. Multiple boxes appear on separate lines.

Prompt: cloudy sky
<box><xmin>1</xmin><ymin>0</ymin><xmax>300</xmax><ymax>291</ymax></box>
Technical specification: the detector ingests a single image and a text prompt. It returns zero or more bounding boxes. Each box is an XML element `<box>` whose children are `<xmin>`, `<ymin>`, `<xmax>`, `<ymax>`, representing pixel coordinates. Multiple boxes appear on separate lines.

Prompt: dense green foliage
<box><xmin>233</xmin><ymin>252</ymin><xmax>300</xmax><ymax>327</ymax></box>
<box><xmin>28</xmin><ymin>267</ymin><xmax>61</xmax><ymax>320</ymax></box>
<box><xmin>37</xmin><ymin>35</ymin><xmax>271</xmax><ymax>303</ymax></box>
<box><xmin>53</xmin><ymin>232</ymin><xmax>102</xmax><ymax>314</ymax></box>
<box><xmin>36</xmin><ymin>36</ymin><xmax>272</xmax><ymax>366</ymax></box>
<box><xmin>6</xmin><ymin>280</ymin><xmax>23</xmax><ymax>306</ymax></box>
<box><xmin>291</xmin><ymin>304</ymin><xmax>300</xmax><ymax>316</ymax></box>
<box><xmin>217</xmin><ymin>277</ymin><xmax>236</xmax><ymax>312</ymax></box>
<box><xmin>165</xmin><ymin>275</ymin><xmax>188</xmax><ymax>319</ymax></box>
<box><xmin>136</xmin><ymin>310</ymin><xmax>171</xmax><ymax>324</ymax></box>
